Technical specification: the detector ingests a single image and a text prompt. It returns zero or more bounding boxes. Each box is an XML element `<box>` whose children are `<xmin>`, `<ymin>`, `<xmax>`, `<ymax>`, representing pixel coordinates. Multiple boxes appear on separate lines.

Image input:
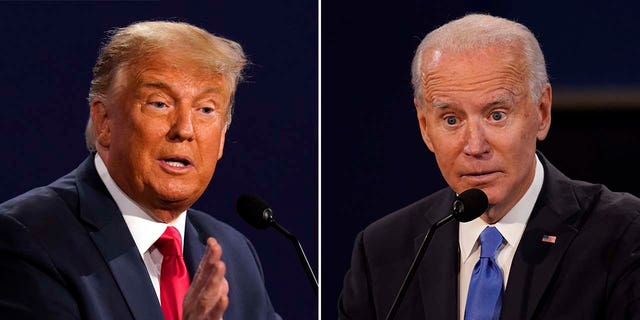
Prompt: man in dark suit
<box><xmin>339</xmin><ymin>14</ymin><xmax>640</xmax><ymax>319</ymax></box>
<box><xmin>0</xmin><ymin>21</ymin><xmax>280</xmax><ymax>320</ymax></box>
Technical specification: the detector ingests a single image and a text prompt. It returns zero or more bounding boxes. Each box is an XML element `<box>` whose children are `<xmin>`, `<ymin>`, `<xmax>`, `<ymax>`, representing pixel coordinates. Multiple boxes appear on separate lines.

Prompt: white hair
<box><xmin>411</xmin><ymin>14</ymin><xmax>548</xmax><ymax>107</ymax></box>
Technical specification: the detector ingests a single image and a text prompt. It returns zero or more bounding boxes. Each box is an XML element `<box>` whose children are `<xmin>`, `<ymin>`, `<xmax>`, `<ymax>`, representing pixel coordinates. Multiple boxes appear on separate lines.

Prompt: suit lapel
<box><xmin>184</xmin><ymin>213</ymin><xmax>206</xmax><ymax>280</ymax></box>
<box><xmin>88</xmin><ymin>220</ymin><xmax>165</xmax><ymax>320</ymax></box>
<box><xmin>183</xmin><ymin>213</ymin><xmax>241</xmax><ymax>320</ymax></box>
<box><xmin>415</xmin><ymin>190</ymin><xmax>458</xmax><ymax>320</ymax></box>
<box><xmin>76</xmin><ymin>156</ymin><xmax>164</xmax><ymax>320</ymax></box>
<box><xmin>415</xmin><ymin>222</ymin><xmax>459</xmax><ymax>320</ymax></box>
<box><xmin>502</xmin><ymin>205</ymin><xmax>577</xmax><ymax>320</ymax></box>
<box><xmin>501</xmin><ymin>154</ymin><xmax>581</xmax><ymax>320</ymax></box>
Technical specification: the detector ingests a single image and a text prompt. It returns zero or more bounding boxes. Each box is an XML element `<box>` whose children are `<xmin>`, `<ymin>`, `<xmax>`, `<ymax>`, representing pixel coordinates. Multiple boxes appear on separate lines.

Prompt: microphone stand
<box><xmin>268</xmin><ymin>216</ymin><xmax>319</xmax><ymax>296</ymax></box>
<box><xmin>385</xmin><ymin>214</ymin><xmax>455</xmax><ymax>320</ymax></box>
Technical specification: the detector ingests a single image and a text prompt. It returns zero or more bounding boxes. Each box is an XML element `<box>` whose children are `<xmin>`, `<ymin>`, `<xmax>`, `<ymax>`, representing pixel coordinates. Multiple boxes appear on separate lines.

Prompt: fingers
<box><xmin>201</xmin><ymin>238</ymin><xmax>225</xmax><ymax>291</ymax></box>
<box><xmin>209</xmin><ymin>287</ymin><xmax>229</xmax><ymax>320</ymax></box>
<box><xmin>207</xmin><ymin>278</ymin><xmax>229</xmax><ymax>320</ymax></box>
<box><xmin>188</xmin><ymin>238</ymin><xmax>223</xmax><ymax>298</ymax></box>
<box><xmin>183</xmin><ymin>237</ymin><xmax>230</xmax><ymax>320</ymax></box>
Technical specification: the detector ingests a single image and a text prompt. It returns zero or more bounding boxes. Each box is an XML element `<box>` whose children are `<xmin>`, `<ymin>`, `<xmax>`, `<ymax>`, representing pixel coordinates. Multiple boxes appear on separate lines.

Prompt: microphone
<box><xmin>450</xmin><ymin>188</ymin><xmax>489</xmax><ymax>222</ymax></box>
<box><xmin>236</xmin><ymin>194</ymin><xmax>318</xmax><ymax>296</ymax></box>
<box><xmin>385</xmin><ymin>188</ymin><xmax>488</xmax><ymax>320</ymax></box>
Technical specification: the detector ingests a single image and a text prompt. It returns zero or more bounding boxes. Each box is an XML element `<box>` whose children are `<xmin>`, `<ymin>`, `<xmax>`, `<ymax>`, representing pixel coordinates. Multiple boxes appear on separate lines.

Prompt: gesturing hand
<box><xmin>183</xmin><ymin>238</ymin><xmax>229</xmax><ymax>320</ymax></box>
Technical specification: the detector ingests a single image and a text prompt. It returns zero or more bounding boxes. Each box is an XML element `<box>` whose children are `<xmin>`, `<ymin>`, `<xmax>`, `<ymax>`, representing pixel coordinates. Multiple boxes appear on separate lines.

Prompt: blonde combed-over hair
<box><xmin>85</xmin><ymin>21</ymin><xmax>247</xmax><ymax>151</ymax></box>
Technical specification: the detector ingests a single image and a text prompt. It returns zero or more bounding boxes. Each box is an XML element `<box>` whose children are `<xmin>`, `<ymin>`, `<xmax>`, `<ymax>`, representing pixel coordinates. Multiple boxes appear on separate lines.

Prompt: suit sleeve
<box><xmin>606</xmin><ymin>211</ymin><xmax>640</xmax><ymax>319</ymax></box>
<box><xmin>339</xmin><ymin>231</ymin><xmax>378</xmax><ymax>320</ymax></box>
<box><xmin>0</xmin><ymin>214</ymin><xmax>81</xmax><ymax>319</ymax></box>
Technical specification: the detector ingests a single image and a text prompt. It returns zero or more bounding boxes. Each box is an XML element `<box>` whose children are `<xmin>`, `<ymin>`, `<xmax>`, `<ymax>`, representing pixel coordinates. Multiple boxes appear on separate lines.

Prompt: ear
<box><xmin>414</xmin><ymin>98</ymin><xmax>435</xmax><ymax>152</ymax></box>
<box><xmin>90</xmin><ymin>100</ymin><xmax>111</xmax><ymax>149</ymax></box>
<box><xmin>535</xmin><ymin>84</ymin><xmax>552</xmax><ymax>141</ymax></box>
<box><xmin>216</xmin><ymin>125</ymin><xmax>228</xmax><ymax>160</ymax></box>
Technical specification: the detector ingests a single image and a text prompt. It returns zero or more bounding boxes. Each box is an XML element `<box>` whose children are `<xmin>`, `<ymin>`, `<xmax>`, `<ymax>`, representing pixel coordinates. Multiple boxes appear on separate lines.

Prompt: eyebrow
<box><xmin>431</xmin><ymin>94</ymin><xmax>514</xmax><ymax>110</ymax></box>
<box><xmin>484</xmin><ymin>94</ymin><xmax>514</xmax><ymax>109</ymax></box>
<box><xmin>431</xmin><ymin>100</ymin><xmax>449</xmax><ymax>109</ymax></box>
<box><xmin>140</xmin><ymin>81</ymin><xmax>172</xmax><ymax>92</ymax></box>
<box><xmin>138</xmin><ymin>81</ymin><xmax>223</xmax><ymax>96</ymax></box>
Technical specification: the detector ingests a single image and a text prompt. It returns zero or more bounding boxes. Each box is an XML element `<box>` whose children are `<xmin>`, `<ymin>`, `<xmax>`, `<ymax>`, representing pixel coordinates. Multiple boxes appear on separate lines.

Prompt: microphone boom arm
<box><xmin>268</xmin><ymin>216</ymin><xmax>319</xmax><ymax>296</ymax></box>
<box><xmin>385</xmin><ymin>214</ymin><xmax>455</xmax><ymax>320</ymax></box>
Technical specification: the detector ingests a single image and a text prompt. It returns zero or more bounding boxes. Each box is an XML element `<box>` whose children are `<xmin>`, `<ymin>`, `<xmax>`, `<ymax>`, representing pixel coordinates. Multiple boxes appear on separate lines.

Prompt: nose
<box><xmin>463</xmin><ymin>119</ymin><xmax>490</xmax><ymax>158</ymax></box>
<box><xmin>168</xmin><ymin>107</ymin><xmax>195</xmax><ymax>142</ymax></box>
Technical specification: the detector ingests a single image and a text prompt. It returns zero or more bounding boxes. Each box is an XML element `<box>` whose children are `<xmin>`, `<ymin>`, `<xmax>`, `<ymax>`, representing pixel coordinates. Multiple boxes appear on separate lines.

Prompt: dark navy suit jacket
<box><xmin>0</xmin><ymin>156</ymin><xmax>280</xmax><ymax>320</ymax></box>
<box><xmin>339</xmin><ymin>154</ymin><xmax>640</xmax><ymax>319</ymax></box>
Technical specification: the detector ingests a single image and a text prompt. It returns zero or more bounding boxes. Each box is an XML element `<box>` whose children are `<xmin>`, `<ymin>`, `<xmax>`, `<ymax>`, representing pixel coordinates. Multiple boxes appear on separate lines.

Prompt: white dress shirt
<box><xmin>458</xmin><ymin>155</ymin><xmax>544</xmax><ymax>319</ymax></box>
<box><xmin>95</xmin><ymin>154</ymin><xmax>187</xmax><ymax>303</ymax></box>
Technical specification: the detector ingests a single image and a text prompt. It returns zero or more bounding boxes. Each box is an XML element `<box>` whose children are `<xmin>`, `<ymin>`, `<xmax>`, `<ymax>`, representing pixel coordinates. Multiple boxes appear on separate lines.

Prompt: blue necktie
<box><xmin>464</xmin><ymin>226</ymin><xmax>504</xmax><ymax>320</ymax></box>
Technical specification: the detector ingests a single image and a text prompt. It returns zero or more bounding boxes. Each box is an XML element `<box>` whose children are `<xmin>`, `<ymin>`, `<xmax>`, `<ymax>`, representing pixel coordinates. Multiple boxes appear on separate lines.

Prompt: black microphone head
<box><xmin>236</xmin><ymin>194</ymin><xmax>273</xmax><ymax>229</ymax></box>
<box><xmin>451</xmin><ymin>188</ymin><xmax>488</xmax><ymax>222</ymax></box>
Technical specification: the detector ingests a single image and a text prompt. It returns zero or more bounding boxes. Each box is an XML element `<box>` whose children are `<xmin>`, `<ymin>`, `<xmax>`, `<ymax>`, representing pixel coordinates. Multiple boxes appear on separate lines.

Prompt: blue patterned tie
<box><xmin>464</xmin><ymin>226</ymin><xmax>504</xmax><ymax>320</ymax></box>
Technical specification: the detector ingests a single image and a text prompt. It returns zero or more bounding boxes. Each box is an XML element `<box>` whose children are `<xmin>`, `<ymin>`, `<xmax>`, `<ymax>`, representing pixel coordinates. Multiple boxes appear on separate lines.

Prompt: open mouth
<box><xmin>161</xmin><ymin>157</ymin><xmax>192</xmax><ymax>168</ymax></box>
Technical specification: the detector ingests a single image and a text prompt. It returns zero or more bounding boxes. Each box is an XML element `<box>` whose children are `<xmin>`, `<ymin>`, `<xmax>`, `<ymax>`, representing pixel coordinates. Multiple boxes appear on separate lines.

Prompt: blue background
<box><xmin>0</xmin><ymin>2</ymin><xmax>317</xmax><ymax>319</ymax></box>
<box><xmin>322</xmin><ymin>0</ymin><xmax>640</xmax><ymax>317</ymax></box>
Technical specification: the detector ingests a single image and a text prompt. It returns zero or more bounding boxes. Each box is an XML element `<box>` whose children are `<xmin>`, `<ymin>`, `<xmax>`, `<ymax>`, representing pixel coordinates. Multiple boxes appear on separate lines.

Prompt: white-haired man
<box><xmin>0</xmin><ymin>21</ymin><xmax>280</xmax><ymax>320</ymax></box>
<box><xmin>340</xmin><ymin>14</ymin><xmax>640</xmax><ymax>320</ymax></box>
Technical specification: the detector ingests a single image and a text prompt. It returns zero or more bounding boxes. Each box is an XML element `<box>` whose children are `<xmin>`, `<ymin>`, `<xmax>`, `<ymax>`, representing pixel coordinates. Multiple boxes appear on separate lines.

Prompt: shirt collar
<box><xmin>459</xmin><ymin>154</ymin><xmax>544</xmax><ymax>262</ymax></box>
<box><xmin>94</xmin><ymin>154</ymin><xmax>187</xmax><ymax>256</ymax></box>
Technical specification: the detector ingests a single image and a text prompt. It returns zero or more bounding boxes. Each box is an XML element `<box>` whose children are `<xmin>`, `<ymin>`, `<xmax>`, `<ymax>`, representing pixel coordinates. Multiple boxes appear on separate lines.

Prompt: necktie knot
<box><xmin>479</xmin><ymin>226</ymin><xmax>503</xmax><ymax>258</ymax></box>
<box><xmin>155</xmin><ymin>226</ymin><xmax>183</xmax><ymax>257</ymax></box>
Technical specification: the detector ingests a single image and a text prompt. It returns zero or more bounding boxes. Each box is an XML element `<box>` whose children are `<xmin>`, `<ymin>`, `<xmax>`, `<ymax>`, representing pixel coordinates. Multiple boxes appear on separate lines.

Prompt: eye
<box><xmin>490</xmin><ymin>111</ymin><xmax>506</xmax><ymax>121</ymax></box>
<box><xmin>445</xmin><ymin>116</ymin><xmax>458</xmax><ymax>126</ymax></box>
<box><xmin>199</xmin><ymin>106</ymin><xmax>215</xmax><ymax>114</ymax></box>
<box><xmin>149</xmin><ymin>101</ymin><xmax>168</xmax><ymax>109</ymax></box>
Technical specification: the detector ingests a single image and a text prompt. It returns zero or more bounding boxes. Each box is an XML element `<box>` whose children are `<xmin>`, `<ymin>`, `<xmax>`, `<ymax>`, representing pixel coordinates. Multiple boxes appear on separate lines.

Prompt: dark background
<box><xmin>0</xmin><ymin>2</ymin><xmax>317</xmax><ymax>319</ymax></box>
<box><xmin>323</xmin><ymin>0</ymin><xmax>640</xmax><ymax>317</ymax></box>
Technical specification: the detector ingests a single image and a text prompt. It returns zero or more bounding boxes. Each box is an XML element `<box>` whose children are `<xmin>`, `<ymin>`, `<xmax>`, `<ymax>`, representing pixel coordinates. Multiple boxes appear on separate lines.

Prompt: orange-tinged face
<box><xmin>415</xmin><ymin>45</ymin><xmax>551</xmax><ymax>223</ymax></box>
<box><xmin>91</xmin><ymin>50</ymin><xmax>231</xmax><ymax>222</ymax></box>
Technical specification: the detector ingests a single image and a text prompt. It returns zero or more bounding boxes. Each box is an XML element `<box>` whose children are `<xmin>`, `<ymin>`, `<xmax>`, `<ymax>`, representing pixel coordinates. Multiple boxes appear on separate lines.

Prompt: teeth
<box><xmin>165</xmin><ymin>160</ymin><xmax>186</xmax><ymax>167</ymax></box>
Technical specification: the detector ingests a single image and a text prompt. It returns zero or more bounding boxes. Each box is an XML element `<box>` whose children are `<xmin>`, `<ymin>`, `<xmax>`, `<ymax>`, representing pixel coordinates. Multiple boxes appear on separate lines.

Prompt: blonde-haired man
<box><xmin>0</xmin><ymin>21</ymin><xmax>280</xmax><ymax>320</ymax></box>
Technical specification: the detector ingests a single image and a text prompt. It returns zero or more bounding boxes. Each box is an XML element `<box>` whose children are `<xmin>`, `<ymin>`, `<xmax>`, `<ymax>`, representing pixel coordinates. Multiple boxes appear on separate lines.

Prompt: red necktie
<box><xmin>155</xmin><ymin>226</ymin><xmax>190</xmax><ymax>320</ymax></box>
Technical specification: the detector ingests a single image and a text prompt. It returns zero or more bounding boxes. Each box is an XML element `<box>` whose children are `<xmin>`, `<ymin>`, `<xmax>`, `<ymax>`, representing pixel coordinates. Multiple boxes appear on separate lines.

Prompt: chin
<box><xmin>160</xmin><ymin>187</ymin><xmax>199</xmax><ymax>201</ymax></box>
<box><xmin>152</xmin><ymin>195</ymin><xmax>193</xmax><ymax>215</ymax></box>
<box><xmin>485</xmin><ymin>189</ymin><xmax>507</xmax><ymax>207</ymax></box>
<box><xmin>151</xmin><ymin>186</ymin><xmax>200</xmax><ymax>207</ymax></box>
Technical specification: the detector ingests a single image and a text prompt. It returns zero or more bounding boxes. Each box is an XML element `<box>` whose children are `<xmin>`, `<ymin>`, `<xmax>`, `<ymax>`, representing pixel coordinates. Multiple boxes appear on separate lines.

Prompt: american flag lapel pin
<box><xmin>542</xmin><ymin>234</ymin><xmax>557</xmax><ymax>244</ymax></box>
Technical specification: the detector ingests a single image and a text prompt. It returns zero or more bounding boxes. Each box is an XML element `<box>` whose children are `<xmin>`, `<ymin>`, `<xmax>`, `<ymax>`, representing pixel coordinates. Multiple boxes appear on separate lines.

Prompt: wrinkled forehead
<box><xmin>419</xmin><ymin>45</ymin><xmax>529</xmax><ymax>102</ymax></box>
